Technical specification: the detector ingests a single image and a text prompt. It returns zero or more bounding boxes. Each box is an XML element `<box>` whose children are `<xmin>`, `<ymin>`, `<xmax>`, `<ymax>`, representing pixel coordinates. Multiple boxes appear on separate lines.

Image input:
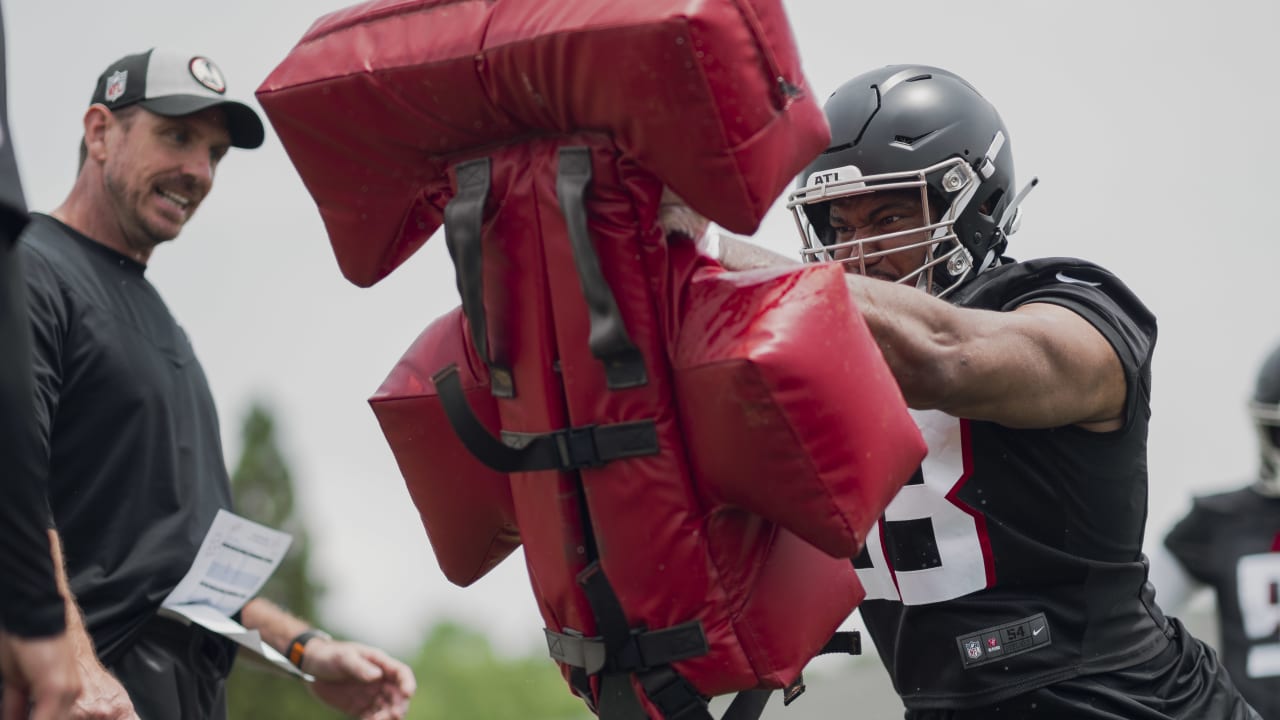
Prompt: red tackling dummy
<box><xmin>259</xmin><ymin>1</ymin><xmax>926</xmax><ymax>716</ymax></box>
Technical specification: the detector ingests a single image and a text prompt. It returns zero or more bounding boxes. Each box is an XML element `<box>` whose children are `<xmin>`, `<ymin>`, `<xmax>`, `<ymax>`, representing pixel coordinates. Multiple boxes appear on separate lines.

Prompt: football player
<box><xmin>710</xmin><ymin>64</ymin><xmax>1259</xmax><ymax>719</ymax></box>
<box><xmin>1158</xmin><ymin>344</ymin><xmax>1280</xmax><ymax>719</ymax></box>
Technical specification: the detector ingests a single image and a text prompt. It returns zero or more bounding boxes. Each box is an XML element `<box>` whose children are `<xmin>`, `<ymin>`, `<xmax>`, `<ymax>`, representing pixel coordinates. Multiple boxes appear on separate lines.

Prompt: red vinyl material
<box><xmin>265</xmin><ymin>0</ymin><xmax>927</xmax><ymax>712</ymax></box>
<box><xmin>257</xmin><ymin>0</ymin><xmax>828</xmax><ymax>288</ymax></box>
<box><xmin>364</xmin><ymin>137</ymin><xmax>925</xmax><ymax>702</ymax></box>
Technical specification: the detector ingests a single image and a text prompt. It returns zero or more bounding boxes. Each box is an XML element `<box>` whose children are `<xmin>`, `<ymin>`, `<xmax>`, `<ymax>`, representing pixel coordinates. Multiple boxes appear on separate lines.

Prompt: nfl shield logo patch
<box><xmin>105</xmin><ymin>70</ymin><xmax>128</xmax><ymax>103</ymax></box>
<box><xmin>964</xmin><ymin>639</ymin><xmax>983</xmax><ymax>660</ymax></box>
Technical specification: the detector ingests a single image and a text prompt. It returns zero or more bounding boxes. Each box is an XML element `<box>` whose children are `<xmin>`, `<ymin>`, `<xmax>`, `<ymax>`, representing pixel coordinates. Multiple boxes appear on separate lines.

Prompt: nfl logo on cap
<box><xmin>104</xmin><ymin>70</ymin><xmax>128</xmax><ymax>103</ymax></box>
<box><xmin>964</xmin><ymin>639</ymin><xmax>983</xmax><ymax>660</ymax></box>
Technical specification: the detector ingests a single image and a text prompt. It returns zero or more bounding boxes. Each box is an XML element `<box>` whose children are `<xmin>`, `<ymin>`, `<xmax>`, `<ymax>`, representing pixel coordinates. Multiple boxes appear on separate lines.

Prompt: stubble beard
<box><xmin>104</xmin><ymin>170</ymin><xmax>178</xmax><ymax>255</ymax></box>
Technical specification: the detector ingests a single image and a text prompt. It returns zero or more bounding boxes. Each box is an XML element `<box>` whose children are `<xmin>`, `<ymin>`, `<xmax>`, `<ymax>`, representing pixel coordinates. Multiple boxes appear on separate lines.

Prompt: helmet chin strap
<box><xmin>997</xmin><ymin>177</ymin><xmax>1039</xmax><ymax>236</ymax></box>
<box><xmin>966</xmin><ymin>176</ymin><xmax>1040</xmax><ymax>281</ymax></box>
<box><xmin>984</xmin><ymin>176</ymin><xmax>1040</xmax><ymax>265</ymax></box>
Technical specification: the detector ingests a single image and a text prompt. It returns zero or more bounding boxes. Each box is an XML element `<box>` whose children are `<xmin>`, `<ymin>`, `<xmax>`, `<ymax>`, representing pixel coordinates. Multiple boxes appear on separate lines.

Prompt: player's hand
<box><xmin>0</xmin><ymin>630</ymin><xmax>82</xmax><ymax>720</ymax></box>
<box><xmin>67</xmin><ymin>659</ymin><xmax>138</xmax><ymax>720</ymax></box>
<box><xmin>303</xmin><ymin>638</ymin><xmax>416</xmax><ymax>720</ymax></box>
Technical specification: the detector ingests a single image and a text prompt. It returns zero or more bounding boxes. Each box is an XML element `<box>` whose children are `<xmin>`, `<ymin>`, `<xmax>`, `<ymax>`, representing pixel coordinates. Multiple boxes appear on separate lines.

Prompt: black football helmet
<box><xmin>788</xmin><ymin>65</ymin><xmax>1036</xmax><ymax>296</ymax></box>
<box><xmin>1252</xmin><ymin>344</ymin><xmax>1280</xmax><ymax>492</ymax></box>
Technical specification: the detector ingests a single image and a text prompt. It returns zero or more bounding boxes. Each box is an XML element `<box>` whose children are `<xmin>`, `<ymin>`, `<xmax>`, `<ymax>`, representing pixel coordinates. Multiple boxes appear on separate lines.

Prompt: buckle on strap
<box><xmin>545</xmin><ymin>621</ymin><xmax>709</xmax><ymax>674</ymax></box>
<box><xmin>435</xmin><ymin>363</ymin><xmax>659</xmax><ymax>473</ymax></box>
<box><xmin>545</xmin><ymin>628</ymin><xmax>607</xmax><ymax>675</ymax></box>
<box><xmin>502</xmin><ymin>420</ymin><xmax>659</xmax><ymax>472</ymax></box>
<box><xmin>556</xmin><ymin>426</ymin><xmax>603</xmax><ymax>469</ymax></box>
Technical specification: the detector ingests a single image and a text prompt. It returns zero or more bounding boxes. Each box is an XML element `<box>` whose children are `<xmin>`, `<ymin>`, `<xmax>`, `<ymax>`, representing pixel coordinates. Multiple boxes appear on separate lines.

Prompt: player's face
<box><xmin>102</xmin><ymin>107</ymin><xmax>231</xmax><ymax>251</ymax></box>
<box><xmin>826</xmin><ymin>189</ymin><xmax>934</xmax><ymax>283</ymax></box>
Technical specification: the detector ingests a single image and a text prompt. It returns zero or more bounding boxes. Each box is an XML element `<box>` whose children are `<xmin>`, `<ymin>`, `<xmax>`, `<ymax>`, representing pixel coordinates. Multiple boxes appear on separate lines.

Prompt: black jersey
<box><xmin>857</xmin><ymin>257</ymin><xmax>1172</xmax><ymax>710</ymax></box>
<box><xmin>1165</xmin><ymin>486</ymin><xmax>1280</xmax><ymax>719</ymax></box>
<box><xmin>19</xmin><ymin>214</ymin><xmax>233</xmax><ymax>662</ymax></box>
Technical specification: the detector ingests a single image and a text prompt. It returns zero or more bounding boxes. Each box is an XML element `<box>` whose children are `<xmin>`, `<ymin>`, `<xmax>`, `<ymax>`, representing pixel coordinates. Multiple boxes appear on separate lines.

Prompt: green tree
<box><xmin>225</xmin><ymin>402</ymin><xmax>342</xmax><ymax>720</ymax></box>
<box><xmin>406</xmin><ymin>622</ymin><xmax>594</xmax><ymax>720</ymax></box>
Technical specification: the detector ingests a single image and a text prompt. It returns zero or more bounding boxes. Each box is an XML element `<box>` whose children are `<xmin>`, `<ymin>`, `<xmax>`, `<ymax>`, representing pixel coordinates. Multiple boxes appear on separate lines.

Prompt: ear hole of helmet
<box><xmin>977</xmin><ymin>187</ymin><xmax>1005</xmax><ymax>218</ymax></box>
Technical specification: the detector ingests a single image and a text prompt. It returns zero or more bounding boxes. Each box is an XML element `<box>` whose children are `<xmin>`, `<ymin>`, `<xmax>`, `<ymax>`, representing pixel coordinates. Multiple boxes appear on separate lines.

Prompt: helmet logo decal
<box><xmin>806</xmin><ymin>164</ymin><xmax>864</xmax><ymax>189</ymax></box>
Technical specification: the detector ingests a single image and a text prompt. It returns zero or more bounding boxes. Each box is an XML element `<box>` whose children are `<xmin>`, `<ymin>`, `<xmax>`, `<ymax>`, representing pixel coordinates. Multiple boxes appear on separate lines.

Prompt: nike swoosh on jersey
<box><xmin>1054</xmin><ymin>271</ymin><xmax>1101</xmax><ymax>287</ymax></box>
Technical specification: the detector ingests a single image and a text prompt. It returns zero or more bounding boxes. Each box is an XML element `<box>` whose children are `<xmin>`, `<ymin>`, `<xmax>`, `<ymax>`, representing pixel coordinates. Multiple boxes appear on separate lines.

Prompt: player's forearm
<box><xmin>842</xmin><ymin>273</ymin><xmax>973</xmax><ymax>412</ymax></box>
<box><xmin>717</xmin><ymin>234</ymin><xmax>799</xmax><ymax>271</ymax></box>
<box><xmin>717</xmin><ymin>235</ymin><xmax>959</xmax><ymax>407</ymax></box>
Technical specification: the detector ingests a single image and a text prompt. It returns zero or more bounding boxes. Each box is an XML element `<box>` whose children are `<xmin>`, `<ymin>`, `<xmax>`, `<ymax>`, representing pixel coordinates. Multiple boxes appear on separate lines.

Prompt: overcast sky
<box><xmin>8</xmin><ymin>0</ymin><xmax>1280</xmax><ymax>662</ymax></box>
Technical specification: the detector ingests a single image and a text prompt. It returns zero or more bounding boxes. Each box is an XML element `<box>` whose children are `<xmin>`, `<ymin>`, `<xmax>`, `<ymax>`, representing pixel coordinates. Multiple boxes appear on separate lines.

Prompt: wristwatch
<box><xmin>287</xmin><ymin>628</ymin><xmax>332</xmax><ymax>669</ymax></box>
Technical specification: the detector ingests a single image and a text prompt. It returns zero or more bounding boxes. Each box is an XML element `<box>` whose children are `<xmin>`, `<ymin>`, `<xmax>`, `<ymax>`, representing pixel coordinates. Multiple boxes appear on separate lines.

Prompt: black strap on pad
<box><xmin>556</xmin><ymin>147</ymin><xmax>647</xmax><ymax>390</ymax></box>
<box><xmin>443</xmin><ymin>157</ymin><xmax>514</xmax><ymax>397</ymax></box>
<box><xmin>434</xmin><ymin>364</ymin><xmax>659</xmax><ymax>473</ymax></box>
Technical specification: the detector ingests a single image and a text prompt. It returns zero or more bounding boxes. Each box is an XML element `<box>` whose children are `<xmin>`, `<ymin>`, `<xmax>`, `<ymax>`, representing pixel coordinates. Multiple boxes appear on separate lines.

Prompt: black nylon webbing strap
<box><xmin>819</xmin><ymin>630</ymin><xmax>860</xmax><ymax>656</ymax></box>
<box><xmin>577</xmin><ymin>563</ymin><xmax>736</xmax><ymax>720</ymax></box>
<box><xmin>545</xmin><ymin>621</ymin><xmax>708</xmax><ymax>675</ymax></box>
<box><xmin>721</xmin><ymin>690</ymin><xmax>772</xmax><ymax>720</ymax></box>
<box><xmin>434</xmin><ymin>364</ymin><xmax>659</xmax><ymax>473</ymax></box>
<box><xmin>578</xmin><ymin>561</ymin><xmax>660</xmax><ymax>720</ymax></box>
<box><xmin>442</xmin><ymin>157</ymin><xmax>514</xmax><ymax>398</ymax></box>
<box><xmin>782</xmin><ymin>631</ymin><xmax>862</xmax><ymax>707</ymax></box>
<box><xmin>501</xmin><ymin>421</ymin><xmax>659</xmax><ymax>471</ymax></box>
<box><xmin>637</xmin><ymin>667</ymin><xmax>712</xmax><ymax>720</ymax></box>
<box><xmin>577</xmin><ymin>562</ymin><xmax>632</xmax><ymax>660</ymax></box>
<box><xmin>569</xmin><ymin>666</ymin><xmax>596</xmax><ymax>714</ymax></box>
<box><xmin>556</xmin><ymin>147</ymin><xmax>647</xmax><ymax>390</ymax></box>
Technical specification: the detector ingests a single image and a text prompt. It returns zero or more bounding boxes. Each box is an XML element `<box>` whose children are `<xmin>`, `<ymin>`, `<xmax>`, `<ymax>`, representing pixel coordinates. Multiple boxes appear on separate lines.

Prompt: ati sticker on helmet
<box><xmin>807</xmin><ymin>164</ymin><xmax>864</xmax><ymax>189</ymax></box>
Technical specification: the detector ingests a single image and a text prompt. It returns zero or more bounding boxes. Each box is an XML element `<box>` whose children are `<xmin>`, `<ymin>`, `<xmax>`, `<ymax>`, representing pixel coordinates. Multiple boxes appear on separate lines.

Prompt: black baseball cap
<box><xmin>89</xmin><ymin>48</ymin><xmax>265</xmax><ymax>149</ymax></box>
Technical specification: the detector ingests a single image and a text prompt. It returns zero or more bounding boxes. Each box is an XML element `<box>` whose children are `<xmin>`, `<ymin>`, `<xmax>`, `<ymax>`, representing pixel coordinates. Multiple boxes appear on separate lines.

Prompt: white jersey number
<box><xmin>1237</xmin><ymin>552</ymin><xmax>1280</xmax><ymax>678</ymax></box>
<box><xmin>857</xmin><ymin>410</ymin><xmax>995</xmax><ymax>605</ymax></box>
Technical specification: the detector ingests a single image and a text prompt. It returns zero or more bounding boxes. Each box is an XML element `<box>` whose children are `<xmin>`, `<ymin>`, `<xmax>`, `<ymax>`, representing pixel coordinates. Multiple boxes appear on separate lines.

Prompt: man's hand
<box><xmin>0</xmin><ymin>631</ymin><xmax>81</xmax><ymax>720</ymax></box>
<box><xmin>303</xmin><ymin>639</ymin><xmax>416</xmax><ymax>720</ymax></box>
<box><xmin>66</xmin><ymin>658</ymin><xmax>138</xmax><ymax>720</ymax></box>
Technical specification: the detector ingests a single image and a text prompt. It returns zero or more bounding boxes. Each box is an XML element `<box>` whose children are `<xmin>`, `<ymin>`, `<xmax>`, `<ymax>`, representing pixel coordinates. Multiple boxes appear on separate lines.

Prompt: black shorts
<box><xmin>907</xmin><ymin>619</ymin><xmax>1260</xmax><ymax>720</ymax></box>
<box><xmin>108</xmin><ymin>615</ymin><xmax>237</xmax><ymax>720</ymax></box>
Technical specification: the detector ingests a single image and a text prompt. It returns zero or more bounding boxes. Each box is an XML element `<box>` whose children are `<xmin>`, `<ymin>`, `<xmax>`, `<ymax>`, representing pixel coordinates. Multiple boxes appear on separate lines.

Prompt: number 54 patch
<box><xmin>956</xmin><ymin>613</ymin><xmax>1052</xmax><ymax>669</ymax></box>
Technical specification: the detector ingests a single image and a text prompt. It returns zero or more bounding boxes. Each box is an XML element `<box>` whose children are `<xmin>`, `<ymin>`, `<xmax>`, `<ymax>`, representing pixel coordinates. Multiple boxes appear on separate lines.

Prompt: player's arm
<box><xmin>717</xmin><ymin>233</ymin><xmax>800</xmax><ymax>271</ymax></box>
<box><xmin>842</xmin><ymin>274</ymin><xmax>1125</xmax><ymax>430</ymax></box>
<box><xmin>715</xmin><ymin>235</ymin><xmax>1125</xmax><ymax>430</ymax></box>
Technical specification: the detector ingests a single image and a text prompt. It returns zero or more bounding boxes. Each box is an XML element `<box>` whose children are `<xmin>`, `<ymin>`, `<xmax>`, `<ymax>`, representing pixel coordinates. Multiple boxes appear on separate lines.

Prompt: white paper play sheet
<box><xmin>160</xmin><ymin>509</ymin><xmax>311</xmax><ymax>680</ymax></box>
<box><xmin>163</xmin><ymin>508</ymin><xmax>291</xmax><ymax>615</ymax></box>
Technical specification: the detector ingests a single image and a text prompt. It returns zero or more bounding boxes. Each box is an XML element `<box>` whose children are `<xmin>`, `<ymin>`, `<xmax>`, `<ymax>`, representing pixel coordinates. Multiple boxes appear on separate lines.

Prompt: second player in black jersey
<box><xmin>1159</xmin><ymin>344</ymin><xmax>1280</xmax><ymax>720</ymax></box>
